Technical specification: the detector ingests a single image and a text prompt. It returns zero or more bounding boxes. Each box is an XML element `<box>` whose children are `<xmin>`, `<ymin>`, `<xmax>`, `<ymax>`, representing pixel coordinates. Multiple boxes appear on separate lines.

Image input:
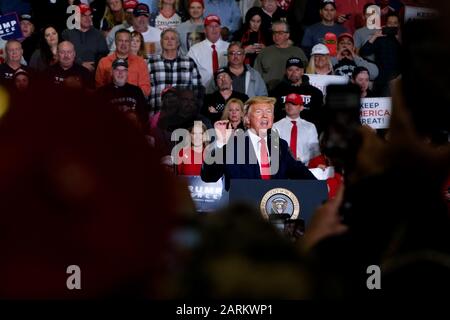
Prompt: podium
<box><xmin>181</xmin><ymin>176</ymin><xmax>328</xmax><ymax>228</ymax></box>
<box><xmin>229</xmin><ymin>179</ymin><xmax>328</xmax><ymax>227</ymax></box>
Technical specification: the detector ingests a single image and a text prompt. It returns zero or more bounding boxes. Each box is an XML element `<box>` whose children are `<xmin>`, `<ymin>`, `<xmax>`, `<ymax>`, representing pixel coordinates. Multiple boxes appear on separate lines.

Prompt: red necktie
<box><xmin>259</xmin><ymin>138</ymin><xmax>271</xmax><ymax>179</ymax></box>
<box><xmin>290</xmin><ymin>120</ymin><xmax>298</xmax><ymax>159</ymax></box>
<box><xmin>211</xmin><ymin>44</ymin><xmax>219</xmax><ymax>73</ymax></box>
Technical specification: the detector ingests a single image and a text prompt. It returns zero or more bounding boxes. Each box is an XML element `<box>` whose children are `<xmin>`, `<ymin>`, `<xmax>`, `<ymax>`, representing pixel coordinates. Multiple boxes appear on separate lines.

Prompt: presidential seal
<box><xmin>260</xmin><ymin>188</ymin><xmax>300</xmax><ymax>220</ymax></box>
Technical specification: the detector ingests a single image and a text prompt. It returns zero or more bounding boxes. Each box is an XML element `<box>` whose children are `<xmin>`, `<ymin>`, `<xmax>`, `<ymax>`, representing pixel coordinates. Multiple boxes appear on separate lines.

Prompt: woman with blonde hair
<box><xmin>306</xmin><ymin>44</ymin><xmax>334</xmax><ymax>75</ymax></box>
<box><xmin>221</xmin><ymin>98</ymin><xmax>246</xmax><ymax>131</ymax></box>
<box><xmin>130</xmin><ymin>31</ymin><xmax>147</xmax><ymax>60</ymax></box>
<box><xmin>150</xmin><ymin>0</ymin><xmax>184</xmax><ymax>31</ymax></box>
<box><xmin>101</xmin><ymin>0</ymin><xmax>126</xmax><ymax>35</ymax></box>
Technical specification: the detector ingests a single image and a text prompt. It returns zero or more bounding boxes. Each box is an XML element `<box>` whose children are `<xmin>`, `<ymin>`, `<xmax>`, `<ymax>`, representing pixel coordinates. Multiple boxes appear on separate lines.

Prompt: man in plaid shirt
<box><xmin>148</xmin><ymin>28</ymin><xmax>203</xmax><ymax>114</ymax></box>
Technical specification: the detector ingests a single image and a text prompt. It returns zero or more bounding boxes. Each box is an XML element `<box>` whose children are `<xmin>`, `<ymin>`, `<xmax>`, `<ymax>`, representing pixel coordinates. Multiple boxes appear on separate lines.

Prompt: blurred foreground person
<box><xmin>0</xmin><ymin>82</ymin><xmax>193</xmax><ymax>299</ymax></box>
<box><xmin>302</xmin><ymin>8</ymin><xmax>450</xmax><ymax>298</ymax></box>
<box><xmin>175</xmin><ymin>203</ymin><xmax>314</xmax><ymax>299</ymax></box>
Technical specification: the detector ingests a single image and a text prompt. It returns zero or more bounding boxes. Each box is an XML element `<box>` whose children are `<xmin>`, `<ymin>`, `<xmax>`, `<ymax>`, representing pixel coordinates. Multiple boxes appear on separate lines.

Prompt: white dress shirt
<box><xmin>272</xmin><ymin>116</ymin><xmax>320</xmax><ymax>164</ymax></box>
<box><xmin>187</xmin><ymin>38</ymin><xmax>229</xmax><ymax>86</ymax></box>
<box><xmin>248</xmin><ymin>129</ymin><xmax>270</xmax><ymax>173</ymax></box>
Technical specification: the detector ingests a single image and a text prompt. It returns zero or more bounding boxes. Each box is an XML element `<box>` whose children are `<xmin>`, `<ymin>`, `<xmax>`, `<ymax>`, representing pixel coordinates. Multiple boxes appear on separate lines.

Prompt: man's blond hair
<box><xmin>244</xmin><ymin>96</ymin><xmax>276</xmax><ymax>115</ymax></box>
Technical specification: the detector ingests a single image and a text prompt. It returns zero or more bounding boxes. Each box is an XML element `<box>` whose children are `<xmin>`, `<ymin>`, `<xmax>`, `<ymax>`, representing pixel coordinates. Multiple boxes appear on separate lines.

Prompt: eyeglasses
<box><xmin>228</xmin><ymin>51</ymin><xmax>244</xmax><ymax>56</ymax></box>
<box><xmin>272</xmin><ymin>31</ymin><xmax>288</xmax><ymax>35</ymax></box>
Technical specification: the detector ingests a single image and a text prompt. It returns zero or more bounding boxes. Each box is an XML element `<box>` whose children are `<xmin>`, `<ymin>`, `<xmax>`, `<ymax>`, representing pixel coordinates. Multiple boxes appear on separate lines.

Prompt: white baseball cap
<box><xmin>311</xmin><ymin>43</ymin><xmax>330</xmax><ymax>55</ymax></box>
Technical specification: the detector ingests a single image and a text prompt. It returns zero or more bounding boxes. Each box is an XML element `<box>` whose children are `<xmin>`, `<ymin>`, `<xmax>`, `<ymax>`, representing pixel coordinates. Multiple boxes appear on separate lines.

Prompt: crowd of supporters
<box><xmin>0</xmin><ymin>0</ymin><xmax>420</xmax><ymax>181</ymax></box>
<box><xmin>0</xmin><ymin>0</ymin><xmax>448</xmax><ymax>300</ymax></box>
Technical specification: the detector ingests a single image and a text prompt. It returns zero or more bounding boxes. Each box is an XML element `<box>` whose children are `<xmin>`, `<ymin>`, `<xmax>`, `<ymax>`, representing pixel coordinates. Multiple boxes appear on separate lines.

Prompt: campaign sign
<box><xmin>0</xmin><ymin>13</ymin><xmax>22</xmax><ymax>40</ymax></box>
<box><xmin>360</xmin><ymin>97</ymin><xmax>391</xmax><ymax>129</ymax></box>
<box><xmin>306</xmin><ymin>74</ymin><xmax>348</xmax><ymax>96</ymax></box>
<box><xmin>181</xmin><ymin>176</ymin><xmax>228</xmax><ymax>213</ymax></box>
<box><xmin>404</xmin><ymin>6</ymin><xmax>437</xmax><ymax>23</ymax></box>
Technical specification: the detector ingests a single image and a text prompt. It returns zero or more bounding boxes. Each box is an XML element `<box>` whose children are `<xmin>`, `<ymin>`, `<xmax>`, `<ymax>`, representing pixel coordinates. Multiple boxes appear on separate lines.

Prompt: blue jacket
<box><xmin>201</xmin><ymin>130</ymin><xmax>316</xmax><ymax>190</ymax></box>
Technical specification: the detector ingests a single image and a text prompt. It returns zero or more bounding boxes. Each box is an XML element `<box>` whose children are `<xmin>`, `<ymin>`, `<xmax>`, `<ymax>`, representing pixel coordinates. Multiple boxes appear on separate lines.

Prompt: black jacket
<box><xmin>270</xmin><ymin>75</ymin><xmax>324</xmax><ymax>131</ymax></box>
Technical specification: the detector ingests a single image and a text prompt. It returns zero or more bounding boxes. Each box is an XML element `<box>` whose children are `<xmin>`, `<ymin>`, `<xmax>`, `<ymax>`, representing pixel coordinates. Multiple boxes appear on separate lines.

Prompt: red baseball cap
<box><xmin>189</xmin><ymin>0</ymin><xmax>205</xmax><ymax>8</ymax></box>
<box><xmin>204</xmin><ymin>14</ymin><xmax>221</xmax><ymax>27</ymax></box>
<box><xmin>285</xmin><ymin>93</ymin><xmax>303</xmax><ymax>106</ymax></box>
<box><xmin>78</xmin><ymin>4</ymin><xmax>92</xmax><ymax>16</ymax></box>
<box><xmin>123</xmin><ymin>0</ymin><xmax>139</xmax><ymax>11</ymax></box>
<box><xmin>337</xmin><ymin>32</ymin><xmax>354</xmax><ymax>43</ymax></box>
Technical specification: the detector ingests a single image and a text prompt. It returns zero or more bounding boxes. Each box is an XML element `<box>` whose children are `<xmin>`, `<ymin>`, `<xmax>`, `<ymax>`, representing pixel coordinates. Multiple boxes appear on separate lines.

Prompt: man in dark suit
<box><xmin>201</xmin><ymin>96</ymin><xmax>316</xmax><ymax>190</ymax></box>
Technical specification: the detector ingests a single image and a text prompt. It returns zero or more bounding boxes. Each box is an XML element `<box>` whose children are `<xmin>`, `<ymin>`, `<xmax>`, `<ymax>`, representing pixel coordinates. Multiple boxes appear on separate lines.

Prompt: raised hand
<box><xmin>214</xmin><ymin>120</ymin><xmax>233</xmax><ymax>145</ymax></box>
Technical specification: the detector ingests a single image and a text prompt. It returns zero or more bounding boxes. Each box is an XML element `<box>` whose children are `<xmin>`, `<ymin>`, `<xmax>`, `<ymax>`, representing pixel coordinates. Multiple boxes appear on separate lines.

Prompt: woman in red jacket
<box><xmin>176</xmin><ymin>121</ymin><xmax>209</xmax><ymax>176</ymax></box>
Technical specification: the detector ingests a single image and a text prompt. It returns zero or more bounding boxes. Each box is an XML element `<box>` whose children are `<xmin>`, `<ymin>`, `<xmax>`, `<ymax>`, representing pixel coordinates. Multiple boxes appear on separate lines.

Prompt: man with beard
<box><xmin>202</xmin><ymin>68</ymin><xmax>249</xmax><ymax>124</ymax></box>
<box><xmin>270</xmin><ymin>57</ymin><xmax>324</xmax><ymax>131</ymax></box>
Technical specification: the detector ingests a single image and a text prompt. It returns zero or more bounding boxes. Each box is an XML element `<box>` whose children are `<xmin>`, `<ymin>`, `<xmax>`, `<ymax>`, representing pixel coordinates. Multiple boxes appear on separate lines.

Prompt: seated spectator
<box><xmin>223</xmin><ymin>41</ymin><xmax>267</xmax><ymax>98</ymax></box>
<box><xmin>97</xmin><ymin>58</ymin><xmax>149</xmax><ymax>133</ymax></box>
<box><xmin>30</xmin><ymin>25</ymin><xmax>60</xmax><ymax>73</ymax></box>
<box><xmin>176</xmin><ymin>0</ymin><xmax>205</xmax><ymax>55</ymax></box>
<box><xmin>254</xmin><ymin>21</ymin><xmax>308</xmax><ymax>90</ymax></box>
<box><xmin>19</xmin><ymin>13</ymin><xmax>35</xmax><ymax>40</ymax></box>
<box><xmin>130</xmin><ymin>31</ymin><xmax>147</xmax><ymax>60</ymax></box>
<box><xmin>202</xmin><ymin>68</ymin><xmax>249</xmax><ymax>124</ymax></box>
<box><xmin>0</xmin><ymin>40</ymin><xmax>31</xmax><ymax>90</ymax></box>
<box><xmin>62</xmin><ymin>4</ymin><xmax>109</xmax><ymax>73</ymax></box>
<box><xmin>301</xmin><ymin>0</ymin><xmax>348</xmax><ymax>57</ymax></box>
<box><xmin>106</xmin><ymin>0</ymin><xmax>139</xmax><ymax>51</ymax></box>
<box><xmin>331</xmin><ymin>33</ymin><xmax>378</xmax><ymax>80</ymax></box>
<box><xmin>188</xmin><ymin>14</ymin><xmax>230</xmax><ymax>89</ymax></box>
<box><xmin>19</xmin><ymin>14</ymin><xmax>39</xmax><ymax>64</ymax></box>
<box><xmin>96</xmin><ymin>29</ymin><xmax>151</xmax><ymax>97</ymax></box>
<box><xmin>306</xmin><ymin>44</ymin><xmax>334</xmax><ymax>75</ymax></box>
<box><xmin>148</xmin><ymin>28</ymin><xmax>202</xmax><ymax>114</ymax></box>
<box><xmin>46</xmin><ymin>41</ymin><xmax>93</xmax><ymax>90</ymax></box>
<box><xmin>353</xmin><ymin>2</ymin><xmax>379</xmax><ymax>58</ymax></box>
<box><xmin>270</xmin><ymin>57</ymin><xmax>324</xmax><ymax>127</ymax></box>
<box><xmin>129</xmin><ymin>3</ymin><xmax>163</xmax><ymax>56</ymax></box>
<box><xmin>272</xmin><ymin>93</ymin><xmax>320</xmax><ymax>164</ymax></box>
<box><xmin>233</xmin><ymin>6</ymin><xmax>268</xmax><ymax>66</ymax></box>
<box><xmin>100</xmin><ymin>0</ymin><xmax>126</xmax><ymax>36</ymax></box>
<box><xmin>13</xmin><ymin>70</ymin><xmax>31</xmax><ymax>93</ymax></box>
<box><xmin>220</xmin><ymin>98</ymin><xmax>246</xmax><ymax>131</ymax></box>
<box><xmin>150</xmin><ymin>0</ymin><xmax>184</xmax><ymax>31</ymax></box>
<box><xmin>176</xmin><ymin>121</ymin><xmax>209</xmax><ymax>176</ymax></box>
<box><xmin>351</xmin><ymin>66</ymin><xmax>374</xmax><ymax>98</ymax></box>
<box><xmin>258</xmin><ymin>0</ymin><xmax>288</xmax><ymax>45</ymax></box>
<box><xmin>359</xmin><ymin>12</ymin><xmax>401</xmax><ymax>96</ymax></box>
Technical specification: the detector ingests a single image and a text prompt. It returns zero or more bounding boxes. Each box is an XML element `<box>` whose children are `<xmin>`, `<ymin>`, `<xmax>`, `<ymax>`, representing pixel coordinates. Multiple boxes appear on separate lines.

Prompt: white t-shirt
<box><xmin>129</xmin><ymin>25</ymin><xmax>162</xmax><ymax>57</ymax></box>
<box><xmin>154</xmin><ymin>13</ymin><xmax>182</xmax><ymax>31</ymax></box>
